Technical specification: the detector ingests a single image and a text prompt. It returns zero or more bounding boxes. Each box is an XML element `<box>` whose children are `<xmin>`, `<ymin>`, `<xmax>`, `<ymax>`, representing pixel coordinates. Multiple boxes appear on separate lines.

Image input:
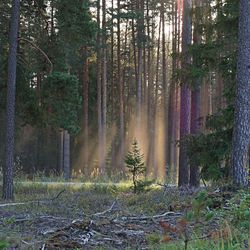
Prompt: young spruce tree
<box><xmin>125</xmin><ymin>139</ymin><xmax>148</xmax><ymax>193</ymax></box>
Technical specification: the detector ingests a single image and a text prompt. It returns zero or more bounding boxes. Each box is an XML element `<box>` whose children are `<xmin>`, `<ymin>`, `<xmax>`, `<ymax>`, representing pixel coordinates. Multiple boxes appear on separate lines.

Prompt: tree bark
<box><xmin>117</xmin><ymin>0</ymin><xmax>125</xmax><ymax>172</ymax></box>
<box><xmin>63</xmin><ymin>130</ymin><xmax>70</xmax><ymax>180</ymax></box>
<box><xmin>189</xmin><ymin>0</ymin><xmax>202</xmax><ymax>187</ymax></box>
<box><xmin>83</xmin><ymin>47</ymin><xmax>89</xmax><ymax>175</ymax></box>
<box><xmin>97</xmin><ymin>0</ymin><xmax>103</xmax><ymax>174</ymax></box>
<box><xmin>3</xmin><ymin>0</ymin><xmax>20</xmax><ymax>200</ymax></box>
<box><xmin>230</xmin><ymin>0</ymin><xmax>250</xmax><ymax>187</ymax></box>
<box><xmin>136</xmin><ymin>0</ymin><xmax>144</xmax><ymax>131</ymax></box>
<box><xmin>101</xmin><ymin>0</ymin><xmax>107</xmax><ymax>173</ymax></box>
<box><xmin>161</xmin><ymin>0</ymin><xmax>168</xmax><ymax>176</ymax></box>
<box><xmin>178</xmin><ymin>0</ymin><xmax>192</xmax><ymax>187</ymax></box>
<box><xmin>59</xmin><ymin>129</ymin><xmax>64</xmax><ymax>174</ymax></box>
<box><xmin>152</xmin><ymin>18</ymin><xmax>161</xmax><ymax>178</ymax></box>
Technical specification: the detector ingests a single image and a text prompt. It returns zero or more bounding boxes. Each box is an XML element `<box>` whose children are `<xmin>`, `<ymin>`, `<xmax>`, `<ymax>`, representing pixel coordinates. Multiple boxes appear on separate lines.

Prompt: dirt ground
<box><xmin>0</xmin><ymin>183</ymin><xmax>222</xmax><ymax>249</ymax></box>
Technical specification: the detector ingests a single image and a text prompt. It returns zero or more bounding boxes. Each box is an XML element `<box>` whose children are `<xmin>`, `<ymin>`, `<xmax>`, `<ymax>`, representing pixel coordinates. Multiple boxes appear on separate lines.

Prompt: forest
<box><xmin>0</xmin><ymin>0</ymin><xmax>249</xmax><ymax>249</ymax></box>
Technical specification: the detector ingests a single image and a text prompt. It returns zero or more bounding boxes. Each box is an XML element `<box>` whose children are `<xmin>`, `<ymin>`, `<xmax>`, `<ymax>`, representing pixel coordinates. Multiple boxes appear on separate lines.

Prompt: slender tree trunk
<box><xmin>83</xmin><ymin>47</ymin><xmax>89</xmax><ymax>175</ymax></box>
<box><xmin>230</xmin><ymin>0</ymin><xmax>250</xmax><ymax>187</ymax></box>
<box><xmin>97</xmin><ymin>0</ymin><xmax>103</xmax><ymax>174</ymax></box>
<box><xmin>161</xmin><ymin>0</ymin><xmax>168</xmax><ymax>176</ymax></box>
<box><xmin>117</xmin><ymin>0</ymin><xmax>125</xmax><ymax>172</ymax></box>
<box><xmin>3</xmin><ymin>0</ymin><xmax>20</xmax><ymax>200</ymax></box>
<box><xmin>189</xmin><ymin>0</ymin><xmax>202</xmax><ymax>187</ymax></box>
<box><xmin>59</xmin><ymin>129</ymin><xmax>64</xmax><ymax>174</ymax></box>
<box><xmin>63</xmin><ymin>130</ymin><xmax>70</xmax><ymax>180</ymax></box>
<box><xmin>101</xmin><ymin>0</ymin><xmax>107</xmax><ymax>173</ymax></box>
<box><xmin>173</xmin><ymin>0</ymin><xmax>182</xmax><ymax>180</ymax></box>
<box><xmin>146</xmin><ymin>0</ymin><xmax>152</xmax><ymax>173</ymax></box>
<box><xmin>152</xmin><ymin>18</ymin><xmax>162</xmax><ymax>178</ymax></box>
<box><xmin>168</xmin><ymin>0</ymin><xmax>177</xmax><ymax>178</ymax></box>
<box><xmin>111</xmin><ymin>0</ymin><xmax>116</xmax><ymax>170</ymax></box>
<box><xmin>131</xmin><ymin>2</ymin><xmax>138</xmax><ymax>84</ymax></box>
<box><xmin>136</xmin><ymin>0</ymin><xmax>144</xmax><ymax>131</ymax></box>
<box><xmin>178</xmin><ymin>0</ymin><xmax>192</xmax><ymax>187</ymax></box>
<box><xmin>51</xmin><ymin>0</ymin><xmax>54</xmax><ymax>37</ymax></box>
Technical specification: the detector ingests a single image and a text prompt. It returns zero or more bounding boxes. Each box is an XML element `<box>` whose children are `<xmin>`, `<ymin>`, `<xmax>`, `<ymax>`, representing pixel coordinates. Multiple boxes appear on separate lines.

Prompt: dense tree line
<box><xmin>0</xmin><ymin>0</ymin><xmax>249</xmax><ymax>199</ymax></box>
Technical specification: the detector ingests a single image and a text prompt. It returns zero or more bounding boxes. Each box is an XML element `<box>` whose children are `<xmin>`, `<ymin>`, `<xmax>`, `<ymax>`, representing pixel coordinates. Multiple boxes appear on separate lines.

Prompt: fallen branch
<box><xmin>39</xmin><ymin>215</ymin><xmax>69</xmax><ymax>221</ymax></box>
<box><xmin>93</xmin><ymin>201</ymin><xmax>116</xmax><ymax>216</ymax></box>
<box><xmin>113</xmin><ymin>229</ymin><xmax>145</xmax><ymax>237</ymax></box>
<box><xmin>0</xmin><ymin>189</ymin><xmax>66</xmax><ymax>208</ymax></box>
<box><xmin>0</xmin><ymin>202</ymin><xmax>29</xmax><ymax>208</ymax></box>
<box><xmin>51</xmin><ymin>189</ymin><xmax>66</xmax><ymax>201</ymax></box>
<box><xmin>21</xmin><ymin>240</ymin><xmax>42</xmax><ymax>245</ymax></box>
<box><xmin>119</xmin><ymin>211</ymin><xmax>182</xmax><ymax>221</ymax></box>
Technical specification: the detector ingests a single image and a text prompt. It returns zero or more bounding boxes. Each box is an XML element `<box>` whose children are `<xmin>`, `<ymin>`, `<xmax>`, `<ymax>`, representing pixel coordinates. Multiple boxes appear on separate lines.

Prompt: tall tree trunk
<box><xmin>3</xmin><ymin>0</ymin><xmax>20</xmax><ymax>200</ymax></box>
<box><xmin>168</xmin><ymin>0</ymin><xmax>177</xmax><ymax>178</ymax></box>
<box><xmin>110</xmin><ymin>0</ymin><xmax>116</xmax><ymax>170</ymax></box>
<box><xmin>230</xmin><ymin>0</ymin><xmax>250</xmax><ymax>187</ymax></box>
<box><xmin>131</xmin><ymin>2</ymin><xmax>138</xmax><ymax>84</ymax></box>
<box><xmin>83</xmin><ymin>47</ymin><xmax>89</xmax><ymax>175</ymax></box>
<box><xmin>189</xmin><ymin>0</ymin><xmax>202</xmax><ymax>187</ymax></box>
<box><xmin>101</xmin><ymin>0</ymin><xmax>107</xmax><ymax>173</ymax></box>
<box><xmin>63</xmin><ymin>130</ymin><xmax>70</xmax><ymax>180</ymax></box>
<box><xmin>97</xmin><ymin>0</ymin><xmax>103</xmax><ymax>174</ymax></box>
<box><xmin>152</xmin><ymin>18</ymin><xmax>162</xmax><ymax>178</ymax></box>
<box><xmin>172</xmin><ymin>0</ymin><xmax>182</xmax><ymax>181</ymax></box>
<box><xmin>161</xmin><ymin>0</ymin><xmax>168</xmax><ymax>176</ymax></box>
<box><xmin>178</xmin><ymin>0</ymin><xmax>192</xmax><ymax>187</ymax></box>
<box><xmin>146</xmin><ymin>0</ymin><xmax>152</xmax><ymax>173</ymax></box>
<box><xmin>51</xmin><ymin>0</ymin><xmax>54</xmax><ymax>37</ymax></box>
<box><xmin>117</xmin><ymin>0</ymin><xmax>125</xmax><ymax>172</ymax></box>
<box><xmin>136</xmin><ymin>0</ymin><xmax>144</xmax><ymax>131</ymax></box>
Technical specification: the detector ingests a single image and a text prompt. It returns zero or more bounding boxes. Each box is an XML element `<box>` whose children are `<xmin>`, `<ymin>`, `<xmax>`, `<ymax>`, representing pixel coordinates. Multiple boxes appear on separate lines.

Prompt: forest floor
<box><xmin>0</xmin><ymin>182</ymin><xmax>249</xmax><ymax>250</ymax></box>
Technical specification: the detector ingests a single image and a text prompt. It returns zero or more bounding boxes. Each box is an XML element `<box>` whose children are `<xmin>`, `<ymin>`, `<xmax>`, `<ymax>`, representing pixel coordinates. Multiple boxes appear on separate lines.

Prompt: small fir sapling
<box><xmin>125</xmin><ymin>139</ymin><xmax>152</xmax><ymax>193</ymax></box>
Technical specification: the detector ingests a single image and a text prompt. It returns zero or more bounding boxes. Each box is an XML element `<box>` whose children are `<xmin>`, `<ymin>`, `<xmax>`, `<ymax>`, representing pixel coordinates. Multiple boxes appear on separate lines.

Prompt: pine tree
<box><xmin>230</xmin><ymin>0</ymin><xmax>250</xmax><ymax>187</ymax></box>
<box><xmin>178</xmin><ymin>0</ymin><xmax>192</xmax><ymax>187</ymax></box>
<box><xmin>3</xmin><ymin>0</ymin><xmax>20</xmax><ymax>200</ymax></box>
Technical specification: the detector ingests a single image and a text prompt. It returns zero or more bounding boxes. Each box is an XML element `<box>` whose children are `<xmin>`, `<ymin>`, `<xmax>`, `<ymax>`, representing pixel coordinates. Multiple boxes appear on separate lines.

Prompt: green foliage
<box><xmin>186</xmin><ymin>191</ymin><xmax>214</xmax><ymax>222</ymax></box>
<box><xmin>186</xmin><ymin>117</ymin><xmax>233</xmax><ymax>181</ymax></box>
<box><xmin>146</xmin><ymin>233</ymin><xmax>161</xmax><ymax>245</ymax></box>
<box><xmin>125</xmin><ymin>139</ymin><xmax>152</xmax><ymax>193</ymax></box>
<box><xmin>55</xmin><ymin>0</ymin><xmax>97</xmax><ymax>71</ymax></box>
<box><xmin>0</xmin><ymin>241</ymin><xmax>8</xmax><ymax>250</ymax></box>
<box><xmin>185</xmin><ymin>0</ymin><xmax>238</xmax><ymax>182</ymax></box>
<box><xmin>225</xmin><ymin>191</ymin><xmax>250</xmax><ymax>231</ymax></box>
<box><xmin>42</xmin><ymin>72</ymin><xmax>81</xmax><ymax>134</ymax></box>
